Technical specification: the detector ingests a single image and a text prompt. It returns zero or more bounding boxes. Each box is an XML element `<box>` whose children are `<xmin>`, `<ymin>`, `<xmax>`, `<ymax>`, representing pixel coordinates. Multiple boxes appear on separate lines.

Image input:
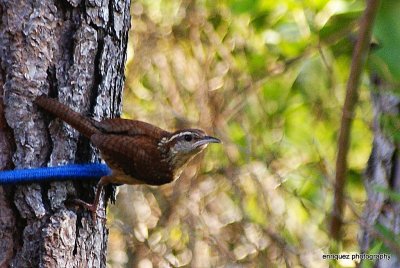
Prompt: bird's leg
<box><xmin>71</xmin><ymin>175</ymin><xmax>112</xmax><ymax>221</ymax></box>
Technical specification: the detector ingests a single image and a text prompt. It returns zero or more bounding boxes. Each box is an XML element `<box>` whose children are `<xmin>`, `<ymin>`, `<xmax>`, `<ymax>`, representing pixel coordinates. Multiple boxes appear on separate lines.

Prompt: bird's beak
<box><xmin>194</xmin><ymin>136</ymin><xmax>221</xmax><ymax>148</ymax></box>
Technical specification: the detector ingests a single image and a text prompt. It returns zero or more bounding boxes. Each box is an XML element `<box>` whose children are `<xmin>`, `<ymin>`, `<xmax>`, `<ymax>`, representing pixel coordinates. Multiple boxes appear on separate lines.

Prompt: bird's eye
<box><xmin>184</xmin><ymin>134</ymin><xmax>192</xmax><ymax>141</ymax></box>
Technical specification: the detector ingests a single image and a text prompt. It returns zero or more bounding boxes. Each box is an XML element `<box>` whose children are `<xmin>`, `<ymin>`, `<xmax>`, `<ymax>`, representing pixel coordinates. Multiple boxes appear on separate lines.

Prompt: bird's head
<box><xmin>161</xmin><ymin>129</ymin><xmax>221</xmax><ymax>170</ymax></box>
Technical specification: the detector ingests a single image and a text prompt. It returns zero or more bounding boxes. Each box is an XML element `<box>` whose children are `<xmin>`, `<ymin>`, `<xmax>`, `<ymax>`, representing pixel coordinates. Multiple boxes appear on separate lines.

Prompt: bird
<box><xmin>34</xmin><ymin>96</ymin><xmax>221</xmax><ymax>220</ymax></box>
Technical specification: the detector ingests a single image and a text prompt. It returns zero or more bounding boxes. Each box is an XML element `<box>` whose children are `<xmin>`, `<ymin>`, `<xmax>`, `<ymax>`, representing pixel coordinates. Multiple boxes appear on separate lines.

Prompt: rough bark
<box><xmin>360</xmin><ymin>78</ymin><xmax>400</xmax><ymax>267</ymax></box>
<box><xmin>0</xmin><ymin>0</ymin><xmax>130</xmax><ymax>267</ymax></box>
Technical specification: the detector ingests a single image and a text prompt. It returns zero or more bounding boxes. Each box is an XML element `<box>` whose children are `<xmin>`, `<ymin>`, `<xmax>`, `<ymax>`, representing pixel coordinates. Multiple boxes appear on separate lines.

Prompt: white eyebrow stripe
<box><xmin>167</xmin><ymin>131</ymin><xmax>197</xmax><ymax>142</ymax></box>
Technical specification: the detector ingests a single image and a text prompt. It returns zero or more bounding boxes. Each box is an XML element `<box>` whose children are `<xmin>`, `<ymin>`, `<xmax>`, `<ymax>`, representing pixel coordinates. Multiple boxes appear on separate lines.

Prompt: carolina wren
<box><xmin>34</xmin><ymin>96</ymin><xmax>221</xmax><ymax>220</ymax></box>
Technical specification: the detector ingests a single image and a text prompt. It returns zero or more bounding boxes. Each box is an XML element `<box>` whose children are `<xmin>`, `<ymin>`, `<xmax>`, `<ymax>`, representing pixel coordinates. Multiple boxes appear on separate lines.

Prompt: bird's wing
<box><xmin>95</xmin><ymin>118</ymin><xmax>169</xmax><ymax>139</ymax></box>
<box><xmin>91</xmin><ymin>134</ymin><xmax>173</xmax><ymax>186</ymax></box>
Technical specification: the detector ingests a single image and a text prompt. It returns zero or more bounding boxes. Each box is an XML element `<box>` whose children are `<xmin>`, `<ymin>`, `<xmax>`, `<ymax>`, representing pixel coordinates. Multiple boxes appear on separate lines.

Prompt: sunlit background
<box><xmin>107</xmin><ymin>0</ymin><xmax>373</xmax><ymax>267</ymax></box>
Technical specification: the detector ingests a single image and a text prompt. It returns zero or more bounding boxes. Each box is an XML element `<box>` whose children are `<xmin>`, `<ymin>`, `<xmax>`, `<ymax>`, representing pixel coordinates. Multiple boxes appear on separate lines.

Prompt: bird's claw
<box><xmin>69</xmin><ymin>198</ymin><xmax>106</xmax><ymax>222</ymax></box>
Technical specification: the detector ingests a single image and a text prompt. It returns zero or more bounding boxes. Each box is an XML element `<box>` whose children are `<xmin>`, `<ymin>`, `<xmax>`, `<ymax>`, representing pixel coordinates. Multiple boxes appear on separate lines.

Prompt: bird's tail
<box><xmin>34</xmin><ymin>96</ymin><xmax>99</xmax><ymax>138</ymax></box>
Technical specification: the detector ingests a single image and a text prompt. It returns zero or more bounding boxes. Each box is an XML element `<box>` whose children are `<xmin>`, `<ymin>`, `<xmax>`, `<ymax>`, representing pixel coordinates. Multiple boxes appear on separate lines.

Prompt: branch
<box><xmin>330</xmin><ymin>0</ymin><xmax>381</xmax><ymax>241</ymax></box>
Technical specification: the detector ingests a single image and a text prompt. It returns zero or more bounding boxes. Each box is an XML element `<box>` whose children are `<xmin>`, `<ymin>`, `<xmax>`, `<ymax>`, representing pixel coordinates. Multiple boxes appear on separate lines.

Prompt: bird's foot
<box><xmin>69</xmin><ymin>198</ymin><xmax>106</xmax><ymax>222</ymax></box>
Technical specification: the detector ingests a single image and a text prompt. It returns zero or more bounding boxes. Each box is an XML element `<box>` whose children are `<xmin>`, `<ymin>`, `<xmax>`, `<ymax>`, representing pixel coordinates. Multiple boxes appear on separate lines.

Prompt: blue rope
<box><xmin>0</xmin><ymin>164</ymin><xmax>111</xmax><ymax>184</ymax></box>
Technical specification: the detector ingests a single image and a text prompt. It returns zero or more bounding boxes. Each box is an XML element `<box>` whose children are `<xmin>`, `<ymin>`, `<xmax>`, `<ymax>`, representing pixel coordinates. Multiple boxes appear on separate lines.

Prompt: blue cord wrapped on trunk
<box><xmin>0</xmin><ymin>164</ymin><xmax>111</xmax><ymax>184</ymax></box>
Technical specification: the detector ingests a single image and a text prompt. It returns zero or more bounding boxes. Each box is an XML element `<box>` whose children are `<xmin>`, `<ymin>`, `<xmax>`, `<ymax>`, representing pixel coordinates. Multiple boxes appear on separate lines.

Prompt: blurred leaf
<box><xmin>319</xmin><ymin>11</ymin><xmax>361</xmax><ymax>42</ymax></box>
<box><xmin>361</xmin><ymin>241</ymin><xmax>383</xmax><ymax>268</ymax></box>
<box><xmin>374</xmin><ymin>223</ymin><xmax>400</xmax><ymax>250</ymax></box>
<box><xmin>228</xmin><ymin>122</ymin><xmax>246</xmax><ymax>147</ymax></box>
<box><xmin>251</xmin><ymin>13</ymin><xmax>270</xmax><ymax>30</ymax></box>
<box><xmin>370</xmin><ymin>1</ymin><xmax>400</xmax><ymax>83</ymax></box>
<box><xmin>347</xmin><ymin>168</ymin><xmax>362</xmax><ymax>186</ymax></box>
<box><xmin>292</xmin><ymin>56</ymin><xmax>328</xmax><ymax>102</ymax></box>
<box><xmin>319</xmin><ymin>11</ymin><xmax>362</xmax><ymax>57</ymax></box>
<box><xmin>244</xmin><ymin>195</ymin><xmax>267</xmax><ymax>225</ymax></box>
<box><xmin>373</xmin><ymin>185</ymin><xmax>400</xmax><ymax>202</ymax></box>
<box><xmin>229</xmin><ymin>0</ymin><xmax>259</xmax><ymax>14</ymax></box>
<box><xmin>380</xmin><ymin>114</ymin><xmax>400</xmax><ymax>144</ymax></box>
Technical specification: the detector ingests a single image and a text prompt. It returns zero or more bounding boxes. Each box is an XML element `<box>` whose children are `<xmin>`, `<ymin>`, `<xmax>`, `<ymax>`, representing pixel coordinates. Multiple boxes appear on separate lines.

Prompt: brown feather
<box><xmin>91</xmin><ymin>134</ymin><xmax>174</xmax><ymax>185</ymax></box>
<box><xmin>35</xmin><ymin>96</ymin><xmax>99</xmax><ymax>138</ymax></box>
<box><xmin>94</xmin><ymin>118</ymin><xmax>169</xmax><ymax>139</ymax></box>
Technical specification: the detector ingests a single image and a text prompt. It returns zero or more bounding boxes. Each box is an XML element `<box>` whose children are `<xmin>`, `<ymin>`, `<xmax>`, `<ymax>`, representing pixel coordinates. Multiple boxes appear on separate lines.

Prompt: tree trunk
<box><xmin>0</xmin><ymin>0</ymin><xmax>130</xmax><ymax>267</ymax></box>
<box><xmin>359</xmin><ymin>77</ymin><xmax>400</xmax><ymax>267</ymax></box>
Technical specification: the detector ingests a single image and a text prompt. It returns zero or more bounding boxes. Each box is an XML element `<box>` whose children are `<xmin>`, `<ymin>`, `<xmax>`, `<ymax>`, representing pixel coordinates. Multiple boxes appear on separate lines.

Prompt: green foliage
<box><xmin>371</xmin><ymin>1</ymin><xmax>400</xmax><ymax>83</ymax></box>
<box><xmin>361</xmin><ymin>241</ymin><xmax>383</xmax><ymax>268</ymax></box>
<box><xmin>374</xmin><ymin>185</ymin><xmax>400</xmax><ymax>202</ymax></box>
<box><xmin>319</xmin><ymin>11</ymin><xmax>363</xmax><ymax>57</ymax></box>
<box><xmin>374</xmin><ymin>223</ymin><xmax>400</xmax><ymax>246</ymax></box>
<box><xmin>319</xmin><ymin>11</ymin><xmax>362</xmax><ymax>41</ymax></box>
<box><xmin>380</xmin><ymin>113</ymin><xmax>400</xmax><ymax>143</ymax></box>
